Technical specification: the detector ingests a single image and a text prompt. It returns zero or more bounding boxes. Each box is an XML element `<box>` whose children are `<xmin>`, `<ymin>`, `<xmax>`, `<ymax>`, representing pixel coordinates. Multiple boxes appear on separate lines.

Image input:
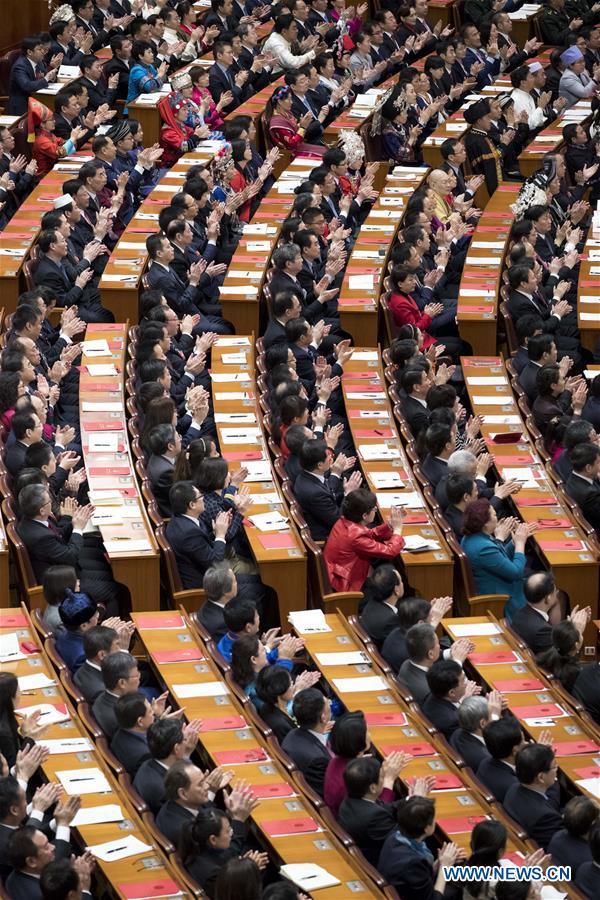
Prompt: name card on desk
<box><xmin>56</xmin><ymin>767</ymin><xmax>111</xmax><ymax>795</ymax></box>
<box><xmin>71</xmin><ymin>804</ymin><xmax>124</xmax><ymax>827</ymax></box>
<box><xmin>103</xmin><ymin>539</ymin><xmax>153</xmax><ymax>554</ymax></box>
<box><xmin>88</xmin><ymin>835</ymin><xmax>153</xmax><ymax>863</ymax></box>
<box><xmin>288</xmin><ymin>610</ymin><xmax>331</xmax><ymax>633</ymax></box>
<box><xmin>172</xmin><ymin>681</ymin><xmax>228</xmax><ymax>698</ymax></box>
<box><xmin>40</xmin><ymin>737</ymin><xmax>93</xmax><ymax>754</ymax></box>
<box><xmin>333</xmin><ymin>675</ymin><xmax>388</xmax><ymax>693</ymax></box>
<box><xmin>82</xmin><ymin>339</ymin><xmax>110</xmax><ymax>357</ymax></box>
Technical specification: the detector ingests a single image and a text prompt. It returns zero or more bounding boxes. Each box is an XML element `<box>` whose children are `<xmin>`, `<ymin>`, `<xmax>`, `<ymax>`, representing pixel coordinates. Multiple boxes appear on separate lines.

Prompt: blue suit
<box><xmin>464</xmin><ymin>47</ymin><xmax>501</xmax><ymax>90</ymax></box>
<box><xmin>460</xmin><ymin>533</ymin><xmax>526</xmax><ymax>619</ymax></box>
<box><xmin>7</xmin><ymin>56</ymin><xmax>49</xmax><ymax>115</ymax></box>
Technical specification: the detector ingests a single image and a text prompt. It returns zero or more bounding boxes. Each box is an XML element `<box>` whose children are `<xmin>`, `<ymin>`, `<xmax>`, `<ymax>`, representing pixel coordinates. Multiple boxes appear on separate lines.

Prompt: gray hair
<box><xmin>272</xmin><ymin>244</ymin><xmax>300</xmax><ymax>271</ymax></box>
<box><xmin>458</xmin><ymin>696</ymin><xmax>489</xmax><ymax>732</ymax></box>
<box><xmin>19</xmin><ymin>483</ymin><xmax>48</xmax><ymax>518</ymax></box>
<box><xmin>203</xmin><ymin>564</ymin><xmax>235</xmax><ymax>603</ymax></box>
<box><xmin>448</xmin><ymin>450</ymin><xmax>477</xmax><ymax>476</ymax></box>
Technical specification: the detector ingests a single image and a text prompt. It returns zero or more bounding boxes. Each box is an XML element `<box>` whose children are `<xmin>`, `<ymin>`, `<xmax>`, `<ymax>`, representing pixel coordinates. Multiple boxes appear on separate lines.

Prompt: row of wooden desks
<box><xmin>79</xmin><ymin>323</ymin><xmax>160</xmax><ymax>611</ymax></box>
<box><xmin>0</xmin><ymin>606</ymin><xmax>189</xmax><ymax>899</ymax></box>
<box><xmin>461</xmin><ymin>355</ymin><xmax>600</xmax><ymax>651</ymax></box>
<box><xmin>132</xmin><ymin>608</ymin><xmax>385</xmax><ymax>898</ymax></box>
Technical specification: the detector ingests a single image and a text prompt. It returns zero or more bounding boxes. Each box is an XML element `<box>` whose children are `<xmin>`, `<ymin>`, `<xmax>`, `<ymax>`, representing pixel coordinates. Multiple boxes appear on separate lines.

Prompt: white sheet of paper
<box><xmin>460</xmin><ymin>288</ymin><xmax>495</xmax><ymax>297</ymax></box>
<box><xmin>381</xmin><ymin>490</ymin><xmax>424</xmax><ymax>508</ymax></box>
<box><xmin>471</xmin><ymin>242</ymin><xmax>506</xmax><ymax>249</ymax></box>
<box><xmin>40</xmin><ymin>737</ymin><xmax>93</xmax><ymax>755</ymax></box>
<box><xmin>101</xmin><ymin>274</ymin><xmax>137</xmax><ymax>283</ymax></box>
<box><xmin>17</xmin><ymin>673</ymin><xmax>55</xmax><ymax>691</ymax></box>
<box><xmin>209</xmin><ymin>373</ymin><xmax>252</xmax><ymax>383</ymax></box>
<box><xmin>212</xmin><ymin>391</ymin><xmax>252</xmax><ymax>400</ymax></box>
<box><xmin>449</xmin><ymin>623</ymin><xmax>501</xmax><ymax>636</ymax></box>
<box><xmin>82</xmin><ymin>340</ymin><xmax>110</xmax><ymax>357</ymax></box>
<box><xmin>220</xmin><ymin>427</ymin><xmax>262</xmax><ymax>443</ymax></box>
<box><xmin>467</xmin><ymin>377</ymin><xmax>508</xmax><ymax>386</ymax></box>
<box><xmin>580</xmin><ymin>313</ymin><xmax>600</xmax><ymax>320</ymax></box>
<box><xmin>103</xmin><ymin>539</ymin><xmax>153</xmax><ymax>553</ymax></box>
<box><xmin>348</xmin><ymin>274</ymin><xmax>375</xmax><ymax>289</ymax></box>
<box><xmin>316</xmin><ymin>652</ymin><xmax>369</xmax><ymax>666</ymax></box>
<box><xmin>247</xmin><ymin>241</ymin><xmax>271</xmax><ymax>250</ymax></box>
<box><xmin>483</xmin><ymin>415</ymin><xmax>521</xmax><ymax>424</ymax></box>
<box><xmin>359</xmin><ymin>443</ymin><xmax>401</xmax><ymax>460</ymax></box>
<box><xmin>473</xmin><ymin>395</ymin><xmax>514</xmax><ymax>405</ymax></box>
<box><xmin>353</xmin><ymin>251</ymin><xmax>381</xmax><ymax>259</ymax></box>
<box><xmin>403</xmin><ymin>535</ymin><xmax>440</xmax><ymax>552</ymax></box>
<box><xmin>88</xmin><ymin>433</ymin><xmax>119</xmax><ymax>453</ymax></box>
<box><xmin>280</xmin><ymin>863</ymin><xmax>340</xmax><ymax>891</ymax></box>
<box><xmin>242</xmin><ymin>461</ymin><xmax>272</xmax><ymax>482</ymax></box>
<box><xmin>56</xmin><ymin>767</ymin><xmax>111</xmax><ymax>795</ymax></box>
<box><xmin>248</xmin><ymin>512</ymin><xmax>288</xmax><ymax>532</ymax></box>
<box><xmin>82</xmin><ymin>402</ymin><xmax>122</xmax><ymax>413</ymax></box>
<box><xmin>371</xmin><ymin>473</ymin><xmax>405</xmax><ymax>489</ymax></box>
<box><xmin>585</xmin><ymin>370</ymin><xmax>600</xmax><ymax>379</ymax></box>
<box><xmin>172</xmin><ymin>681</ymin><xmax>228</xmax><ymax>698</ymax></box>
<box><xmin>86</xmin><ymin>364</ymin><xmax>118</xmax><ymax>377</ymax></box>
<box><xmin>249</xmin><ymin>492</ymin><xmax>281</xmax><ymax>504</ymax></box>
<box><xmin>0</xmin><ymin>633</ymin><xmax>27</xmax><ymax>662</ymax></box>
<box><xmin>580</xmin><ymin>296</ymin><xmax>600</xmax><ymax>303</ymax></box>
<box><xmin>352</xmin><ymin>410</ymin><xmax>389</xmax><ymax>418</ymax></box>
<box><xmin>214</xmin><ymin>413</ymin><xmax>256</xmax><ymax>423</ymax></box>
<box><xmin>215</xmin><ymin>337</ymin><xmax>251</xmax><ymax>346</ymax></box>
<box><xmin>288</xmin><ymin>610</ymin><xmax>331</xmax><ymax>633</ymax></box>
<box><xmin>345</xmin><ymin>391</ymin><xmax>386</xmax><ymax>399</ymax></box>
<box><xmin>71</xmin><ymin>804</ymin><xmax>125</xmax><ymax>827</ymax></box>
<box><xmin>118</xmin><ymin>242</ymin><xmax>147</xmax><ymax>249</ymax></box>
<box><xmin>88</xmin><ymin>835</ymin><xmax>153</xmax><ymax>863</ymax></box>
<box><xmin>375</xmin><ymin>491</ymin><xmax>420</xmax><ymax>507</ymax></box>
<box><xmin>221</xmin><ymin>353</ymin><xmax>248</xmax><ymax>364</ymax></box>
<box><xmin>15</xmin><ymin>704</ymin><xmax>69</xmax><ymax>725</ymax></box>
<box><xmin>469</xmin><ymin>256</ymin><xmax>502</xmax><ymax>264</ymax></box>
<box><xmin>350</xmin><ymin>351</ymin><xmax>379</xmax><ymax>360</ymax></box>
<box><xmin>333</xmin><ymin>675</ymin><xmax>388</xmax><ymax>693</ymax></box>
<box><xmin>219</xmin><ymin>285</ymin><xmax>258</xmax><ymax>296</ymax></box>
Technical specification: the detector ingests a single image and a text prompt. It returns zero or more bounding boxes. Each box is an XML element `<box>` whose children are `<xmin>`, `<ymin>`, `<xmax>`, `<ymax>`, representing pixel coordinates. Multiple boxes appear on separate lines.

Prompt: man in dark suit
<box><xmin>400</xmin><ymin>368</ymin><xmax>431</xmax><ymax>438</ymax></box>
<box><xmin>34</xmin><ymin>229</ymin><xmax>113</xmax><ymax>323</ymax></box>
<box><xmin>6</xmin><ymin>821</ymin><xmax>74</xmax><ymax>900</ymax></box>
<box><xmin>548</xmin><ymin>796</ymin><xmax>597</xmax><ymax>874</ymax></box>
<box><xmin>511</xmin><ymin>571</ymin><xmax>558</xmax><ymax>654</ymax></box>
<box><xmin>110</xmin><ymin>691</ymin><xmax>154</xmax><ymax>777</ymax></box>
<box><xmin>440</xmin><ymin>138</ymin><xmax>484</xmax><ymax>198</ymax></box>
<box><xmin>507</xmin><ymin>265</ymin><xmax>579</xmax><ymax>352</ymax></box>
<box><xmin>281</xmin><ymin>689</ymin><xmax>331</xmax><ymax>796</ymax></box>
<box><xmin>378</xmin><ymin>796</ymin><xmax>460</xmax><ymax>899</ymax></box>
<box><xmin>422</xmin><ymin>659</ymin><xmax>472</xmax><ymax>740</ymax></box>
<box><xmin>294</xmin><ymin>440</ymin><xmax>361</xmax><ymax>542</ymax></box>
<box><xmin>270</xmin><ymin>245</ymin><xmax>336</xmax><ymax>328</ymax></box>
<box><xmin>92</xmin><ymin>652</ymin><xmax>140</xmax><ymax>739</ymax></box>
<box><xmin>442</xmin><ymin>474</ymin><xmax>478</xmax><ymax>538</ymax></box>
<box><xmin>359</xmin><ymin>565</ymin><xmax>405</xmax><ymax>649</ymax></box>
<box><xmin>421</xmin><ymin>423</ymin><xmax>455</xmax><ymax>489</ymax></box>
<box><xmin>4</xmin><ymin>409</ymin><xmax>46</xmax><ymax>479</ymax></box>
<box><xmin>156</xmin><ymin>761</ymin><xmax>212</xmax><ymax>846</ymax></box>
<box><xmin>197</xmin><ymin>564</ymin><xmax>237</xmax><ymax>642</ymax></box>
<box><xmin>263</xmin><ymin>292</ymin><xmax>302</xmax><ymax>349</ymax></box>
<box><xmin>133</xmin><ymin>719</ymin><xmax>200</xmax><ymax>815</ymax></box>
<box><xmin>288</xmin><ymin>69</ymin><xmax>326</xmax><ymax>144</ymax></box>
<box><xmin>449</xmin><ymin>696</ymin><xmax>497</xmax><ymax>771</ymax></box>
<box><xmin>165</xmin><ymin>481</ymin><xmax>229</xmax><ymax>590</ymax></box>
<box><xmin>397</xmin><ymin>623</ymin><xmax>440</xmax><ymax>705</ymax></box>
<box><xmin>518</xmin><ymin>334</ymin><xmax>564</xmax><ymax>404</ymax></box>
<box><xmin>17</xmin><ymin>484</ymin><xmax>89</xmax><ymax>586</ymax></box>
<box><xmin>381</xmin><ymin>596</ymin><xmax>436</xmax><ymax>673</ymax></box>
<box><xmin>477</xmin><ymin>716</ymin><xmax>524</xmax><ymax>802</ymax></box>
<box><xmin>103</xmin><ymin>34</ymin><xmax>133</xmax><ymax>102</ymax></box>
<box><xmin>0</xmin><ymin>749</ymin><xmax>55</xmax><ymax>883</ymax></box>
<box><xmin>7</xmin><ymin>36</ymin><xmax>59</xmax><ymax>116</ymax></box>
<box><xmin>146</xmin><ymin>424</ymin><xmax>180</xmax><ymax>518</ymax></box>
<box><xmin>572</xmin><ymin>663</ymin><xmax>600</xmax><ymax>725</ymax></box>
<box><xmin>79</xmin><ymin>54</ymin><xmax>118</xmax><ymax>111</ymax></box>
<box><xmin>565</xmin><ymin>443</ymin><xmax>600</xmax><ymax>534</ymax></box>
<box><xmin>74</xmin><ymin>625</ymin><xmax>119</xmax><ymax>703</ymax></box>
<box><xmin>73</xmin><ymin>0</ymin><xmax>112</xmax><ymax>51</ymax></box>
<box><xmin>205</xmin><ymin>0</ymin><xmax>238</xmax><ymax>33</ymax></box>
<box><xmin>503</xmin><ymin>743</ymin><xmax>563</xmax><ymax>850</ymax></box>
<box><xmin>338</xmin><ymin>757</ymin><xmax>401</xmax><ymax>865</ymax></box>
<box><xmin>575</xmin><ymin>826</ymin><xmax>600</xmax><ymax>898</ymax></box>
<box><xmin>209</xmin><ymin>40</ymin><xmax>249</xmax><ymax>114</ymax></box>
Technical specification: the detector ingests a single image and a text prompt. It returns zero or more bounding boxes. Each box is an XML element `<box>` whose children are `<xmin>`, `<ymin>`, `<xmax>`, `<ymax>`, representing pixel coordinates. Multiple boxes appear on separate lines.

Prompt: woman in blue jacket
<box><xmin>461</xmin><ymin>498</ymin><xmax>536</xmax><ymax>620</ymax></box>
<box><xmin>126</xmin><ymin>41</ymin><xmax>168</xmax><ymax>111</ymax></box>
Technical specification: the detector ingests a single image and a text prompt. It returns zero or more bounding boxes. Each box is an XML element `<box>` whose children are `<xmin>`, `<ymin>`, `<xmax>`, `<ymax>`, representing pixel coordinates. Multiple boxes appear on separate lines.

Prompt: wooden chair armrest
<box><xmin>468</xmin><ymin>594</ymin><xmax>509</xmax><ymax>618</ymax></box>
<box><xmin>174</xmin><ymin>589</ymin><xmax>206</xmax><ymax>612</ymax></box>
<box><xmin>323</xmin><ymin>591</ymin><xmax>364</xmax><ymax>602</ymax></box>
<box><xmin>27</xmin><ymin>586</ymin><xmax>45</xmax><ymax>611</ymax></box>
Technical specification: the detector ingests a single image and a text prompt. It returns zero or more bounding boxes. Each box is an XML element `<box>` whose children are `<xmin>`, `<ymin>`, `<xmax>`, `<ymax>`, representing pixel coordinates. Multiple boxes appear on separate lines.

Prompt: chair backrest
<box><xmin>445</xmin><ymin>531</ymin><xmax>507</xmax><ymax>618</ymax></box>
<box><xmin>142</xmin><ymin>810</ymin><xmax>175</xmax><ymax>855</ymax></box>
<box><xmin>168</xmin><ymin>853</ymin><xmax>206</xmax><ymax>898</ymax></box>
<box><xmin>6</xmin><ymin>521</ymin><xmax>44</xmax><ymax>608</ymax></box>
<box><xmin>303</xmin><ymin>531</ymin><xmax>363</xmax><ymax>616</ymax></box>
<box><xmin>500</xmin><ymin>301</ymin><xmax>518</xmax><ymax>356</ymax></box>
<box><xmin>59</xmin><ymin>668</ymin><xmax>85</xmax><ymax>705</ymax></box>
<box><xmin>380</xmin><ymin>293</ymin><xmax>399</xmax><ymax>347</ymax></box>
<box><xmin>31</xmin><ymin>607</ymin><xmax>51</xmax><ymax>640</ymax></box>
<box><xmin>77</xmin><ymin>702</ymin><xmax>103</xmax><ymax>740</ymax></box>
<box><xmin>22</xmin><ymin>258</ymin><xmax>38</xmax><ymax>292</ymax></box>
<box><xmin>45</xmin><ymin>637</ymin><xmax>67</xmax><ymax>672</ymax></box>
<box><xmin>118</xmin><ymin>772</ymin><xmax>148</xmax><ymax>815</ymax></box>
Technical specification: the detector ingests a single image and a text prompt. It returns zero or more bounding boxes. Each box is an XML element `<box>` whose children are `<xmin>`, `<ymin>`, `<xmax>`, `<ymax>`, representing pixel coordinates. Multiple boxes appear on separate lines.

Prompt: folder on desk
<box><xmin>538</xmin><ymin>539</ymin><xmax>587</xmax><ymax>552</ymax></box>
<box><xmin>553</xmin><ymin>740</ymin><xmax>600</xmax><ymax>756</ymax></box>
<box><xmin>438</xmin><ymin>816</ymin><xmax>487</xmax><ymax>834</ymax></box>
<box><xmin>199</xmin><ymin>716</ymin><xmax>247</xmax><ymax>732</ymax></box>
<box><xmin>153</xmin><ymin>647</ymin><xmax>202</xmax><ymax>663</ymax></box>
<box><xmin>136</xmin><ymin>613</ymin><xmax>184</xmax><ymax>630</ymax></box>
<box><xmin>214</xmin><ymin>748</ymin><xmax>269</xmax><ymax>764</ymax></box>
<box><xmin>380</xmin><ymin>741</ymin><xmax>434</xmax><ymax>756</ymax></box>
<box><xmin>468</xmin><ymin>650</ymin><xmax>520</xmax><ymax>664</ymax></box>
<box><xmin>492</xmin><ymin>679</ymin><xmax>544</xmax><ymax>693</ymax></box>
<box><xmin>263</xmin><ymin>817</ymin><xmax>319</xmax><ymax>837</ymax></box>
<box><xmin>118</xmin><ymin>879</ymin><xmax>183</xmax><ymax>900</ymax></box>
<box><xmin>251</xmin><ymin>782</ymin><xmax>296</xmax><ymax>798</ymax></box>
<box><xmin>258</xmin><ymin>533</ymin><xmax>296</xmax><ymax>550</ymax></box>
<box><xmin>0</xmin><ymin>612</ymin><xmax>27</xmax><ymax>628</ymax></box>
<box><xmin>280</xmin><ymin>863</ymin><xmax>340</xmax><ymax>890</ymax></box>
<box><xmin>575</xmin><ymin>766</ymin><xmax>600</xmax><ymax>779</ymax></box>
<box><xmin>364</xmin><ymin>712</ymin><xmax>408</xmax><ymax>726</ymax></box>
<box><xmin>513</xmin><ymin>704</ymin><xmax>566</xmax><ymax>720</ymax></box>
<box><xmin>517</xmin><ymin>496</ymin><xmax>558</xmax><ymax>507</ymax></box>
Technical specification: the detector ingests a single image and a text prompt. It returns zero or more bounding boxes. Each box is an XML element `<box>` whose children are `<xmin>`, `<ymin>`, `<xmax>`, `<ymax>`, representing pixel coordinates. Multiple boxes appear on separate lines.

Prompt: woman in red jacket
<box><xmin>387</xmin><ymin>264</ymin><xmax>464</xmax><ymax>360</ymax></box>
<box><xmin>323</xmin><ymin>489</ymin><xmax>405</xmax><ymax>593</ymax></box>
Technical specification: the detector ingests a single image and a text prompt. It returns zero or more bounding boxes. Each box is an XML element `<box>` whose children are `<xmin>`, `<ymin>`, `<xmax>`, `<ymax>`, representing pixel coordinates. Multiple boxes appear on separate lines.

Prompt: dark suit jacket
<box><xmin>263</xmin><ymin>318</ymin><xmax>287</xmax><ymax>348</ymax></box>
<box><xmin>476</xmin><ymin>756</ymin><xmax>517</xmax><ymax>802</ymax></box>
<box><xmin>186</xmin><ymin>820</ymin><xmax>247</xmax><ymax>896</ymax></box>
<box><xmin>165</xmin><ymin>515</ymin><xmax>227</xmax><ymax>590</ymax></box>
<box><xmin>422</xmin><ymin>695</ymin><xmax>459</xmax><ymax>740</ymax></box>
<box><xmin>103</xmin><ymin>56</ymin><xmax>130</xmax><ymax>101</ymax></box>
<box><xmin>400</xmin><ymin>395</ymin><xmax>430</xmax><ymax>437</ymax></box>
<box><xmin>359</xmin><ymin>600</ymin><xmax>399</xmax><ymax>649</ymax></box>
<box><xmin>421</xmin><ymin>454</ymin><xmax>448</xmax><ymax>488</ymax></box>
<box><xmin>338</xmin><ymin>795</ymin><xmax>398</xmax><ymax>865</ymax></box>
<box><xmin>575</xmin><ymin>861</ymin><xmax>600</xmax><ymax>897</ymax></box>
<box><xmin>269</xmin><ymin>270</ymin><xmax>323</xmax><ymax>324</ymax></box>
<box><xmin>548</xmin><ymin>828</ymin><xmax>592</xmax><ymax>874</ymax></box>
<box><xmin>397</xmin><ymin>659</ymin><xmax>429</xmax><ymax>704</ymax></box>
<box><xmin>293</xmin><ymin>470</ymin><xmax>343</xmax><ymax>541</ymax></box>
<box><xmin>133</xmin><ymin>757</ymin><xmax>168</xmax><ymax>815</ymax></box>
<box><xmin>73</xmin><ymin>661</ymin><xmax>104</xmax><ymax>703</ymax></box>
<box><xmin>510</xmin><ymin>604</ymin><xmax>553</xmax><ymax>654</ymax></box>
<box><xmin>565</xmin><ymin>473</ymin><xmax>600</xmax><ymax>533</ymax></box>
<box><xmin>146</xmin><ymin>263</ymin><xmax>200</xmax><ymax>318</ymax></box>
<box><xmin>110</xmin><ymin>728</ymin><xmax>151</xmax><ymax>777</ymax></box>
<box><xmin>156</xmin><ymin>800</ymin><xmax>196</xmax><ymax>847</ymax></box>
<box><xmin>5</xmin><ymin>440</ymin><xmax>29</xmax><ymax>478</ymax></box>
<box><xmin>197</xmin><ymin>600</ymin><xmax>228</xmax><ymax>642</ymax></box>
<box><xmin>147</xmin><ymin>454</ymin><xmax>174</xmax><ymax>518</ymax></box>
<box><xmin>33</xmin><ymin>254</ymin><xmax>85</xmax><ymax>309</ymax></box>
<box><xmin>572</xmin><ymin>664</ymin><xmax>600</xmax><ymax>725</ymax></box>
<box><xmin>508</xmin><ymin>289</ymin><xmax>559</xmax><ymax>333</ymax></box>
<box><xmin>503</xmin><ymin>783</ymin><xmax>563</xmax><ymax>850</ymax></box>
<box><xmin>208</xmin><ymin>63</ymin><xmax>243</xmax><ymax>112</ymax></box>
<box><xmin>291</xmin><ymin>92</ymin><xmax>324</xmax><ymax>143</ymax></box>
<box><xmin>259</xmin><ymin>705</ymin><xmax>295</xmax><ymax>742</ymax></box>
<box><xmin>7</xmin><ymin>56</ymin><xmax>49</xmax><ymax>115</ymax></box>
<box><xmin>377</xmin><ymin>829</ymin><xmax>441</xmax><ymax>900</ymax></box>
<box><xmin>449</xmin><ymin>729</ymin><xmax>490</xmax><ymax>771</ymax></box>
<box><xmin>281</xmin><ymin>727</ymin><xmax>330</xmax><ymax>796</ymax></box>
<box><xmin>80</xmin><ymin>74</ymin><xmax>116</xmax><ymax>110</ymax></box>
<box><xmin>518</xmin><ymin>360</ymin><xmax>545</xmax><ymax>403</ymax></box>
<box><xmin>17</xmin><ymin>518</ymin><xmax>83</xmax><ymax>585</ymax></box>
<box><xmin>5</xmin><ymin>840</ymin><xmax>70</xmax><ymax>899</ymax></box>
<box><xmin>92</xmin><ymin>690</ymin><xmax>119</xmax><ymax>738</ymax></box>
<box><xmin>381</xmin><ymin>628</ymin><xmax>408</xmax><ymax>673</ymax></box>
<box><xmin>444</xmin><ymin>504</ymin><xmax>464</xmax><ymax>538</ymax></box>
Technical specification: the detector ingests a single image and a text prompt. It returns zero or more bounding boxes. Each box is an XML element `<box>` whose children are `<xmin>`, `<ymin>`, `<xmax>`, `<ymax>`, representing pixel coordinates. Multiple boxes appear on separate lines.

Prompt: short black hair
<box><xmin>147</xmin><ymin>718</ymin><xmax>184</xmax><ymax>760</ymax></box>
<box><xmin>292</xmin><ymin>688</ymin><xmax>325</xmax><ymax>728</ymax></box>
<box><xmin>514</xmin><ymin>743</ymin><xmax>555</xmax><ymax>785</ymax></box>
<box><xmin>425</xmin><ymin>659</ymin><xmax>462</xmax><ymax>698</ymax></box>
<box><xmin>343</xmin><ymin>756</ymin><xmax>381</xmax><ymax>798</ymax></box>
<box><xmin>223</xmin><ymin>598</ymin><xmax>257</xmax><ymax>633</ymax></box>
<box><xmin>482</xmin><ymin>716</ymin><xmax>523</xmax><ymax>760</ymax></box>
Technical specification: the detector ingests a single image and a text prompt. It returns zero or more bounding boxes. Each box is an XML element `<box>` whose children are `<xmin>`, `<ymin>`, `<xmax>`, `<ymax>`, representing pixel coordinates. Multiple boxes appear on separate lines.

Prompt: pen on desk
<box><xmin>105</xmin><ymin>845</ymin><xmax>128</xmax><ymax>854</ymax></box>
<box><xmin>69</xmin><ymin>777</ymin><xmax>95</xmax><ymax>782</ymax></box>
<box><xmin>374</xmin><ymin>430</ymin><xmax>384</xmax><ymax>436</ymax></box>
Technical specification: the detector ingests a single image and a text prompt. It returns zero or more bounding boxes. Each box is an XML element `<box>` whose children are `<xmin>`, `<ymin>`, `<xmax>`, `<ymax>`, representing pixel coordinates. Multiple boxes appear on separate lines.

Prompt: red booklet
<box><xmin>380</xmin><ymin>741</ymin><xmax>435</xmax><ymax>756</ymax></box>
<box><xmin>364</xmin><ymin>712</ymin><xmax>408</xmax><ymax>727</ymax></box>
<box><xmin>345</xmin><ymin>384</ymin><xmax>385</xmax><ymax>393</ymax></box>
<box><xmin>346</xmin><ymin>266</ymin><xmax>382</xmax><ymax>275</ymax></box>
<box><xmin>354</xmin><ymin>429</ymin><xmax>395</xmax><ymax>439</ymax></box>
<box><xmin>493</xmin><ymin>678</ymin><xmax>544</xmax><ymax>692</ymax></box>
<box><xmin>3</xmin><ymin>232</ymin><xmax>36</xmax><ymax>239</ymax></box>
<box><xmin>468</xmin><ymin>650</ymin><xmax>519</xmax><ymax>664</ymax></box>
<box><xmin>536</xmin><ymin>519</ymin><xmax>572</xmax><ymax>529</ymax></box>
<box><xmin>199</xmin><ymin>716</ymin><xmax>247</xmax><ymax>732</ymax></box>
<box><xmin>512</xmin><ymin>703</ymin><xmax>565</xmax><ymax>720</ymax></box>
<box><xmin>402</xmin><ymin>513</ymin><xmax>429</xmax><ymax>524</ymax></box>
<box><xmin>88</xmin><ymin>467</ymin><xmax>131</xmax><ymax>476</ymax></box>
<box><xmin>457</xmin><ymin>306</ymin><xmax>494</xmax><ymax>314</ymax></box>
<box><xmin>342</xmin><ymin>371</ymin><xmax>381</xmax><ymax>380</ymax></box>
<box><xmin>153</xmin><ymin>648</ymin><xmax>203</xmax><ymax>664</ymax></box>
<box><xmin>438</xmin><ymin>816</ymin><xmax>487</xmax><ymax>833</ymax></box>
<box><xmin>575</xmin><ymin>766</ymin><xmax>600</xmax><ymax>779</ymax></box>
<box><xmin>492</xmin><ymin>455</ymin><xmax>536</xmax><ymax>465</ymax></box>
<box><xmin>213</xmin><ymin>748</ymin><xmax>268</xmax><ymax>764</ymax></box>
<box><xmin>136</xmin><ymin>613</ymin><xmax>184</xmax><ymax>630</ymax></box>
<box><xmin>118</xmin><ymin>879</ymin><xmax>181</xmax><ymax>899</ymax></box>
<box><xmin>538</xmin><ymin>539</ymin><xmax>587</xmax><ymax>552</ymax></box>
<box><xmin>84</xmin><ymin>421</ymin><xmax>123</xmax><ymax>432</ymax></box>
<box><xmin>221</xmin><ymin>451</ymin><xmax>264</xmax><ymax>461</ymax></box>
<box><xmin>476</xmin><ymin>225</ymin><xmax>510</xmax><ymax>233</ymax></box>
<box><xmin>431</xmin><ymin>774</ymin><xmax>463</xmax><ymax>790</ymax></box>
<box><xmin>0</xmin><ymin>612</ymin><xmax>27</xmax><ymax>628</ymax></box>
<box><xmin>82</xmin><ymin>383</ymin><xmax>119</xmax><ymax>392</ymax></box>
<box><xmin>250</xmin><ymin>782</ymin><xmax>296</xmax><ymax>798</ymax></box>
<box><xmin>553</xmin><ymin>740</ymin><xmax>599</xmax><ymax>756</ymax></box>
<box><xmin>463</xmin><ymin>357</ymin><xmax>502</xmax><ymax>366</ymax></box>
<box><xmin>517</xmin><ymin>497</ymin><xmax>558</xmax><ymax>507</ymax></box>
<box><xmin>262</xmin><ymin>817</ymin><xmax>319</xmax><ymax>837</ymax></box>
<box><xmin>338</xmin><ymin>297</ymin><xmax>376</xmax><ymax>306</ymax></box>
<box><xmin>258</xmin><ymin>534</ymin><xmax>297</xmax><ymax>550</ymax></box>
<box><xmin>93</xmin><ymin>323</ymin><xmax>125</xmax><ymax>331</ymax></box>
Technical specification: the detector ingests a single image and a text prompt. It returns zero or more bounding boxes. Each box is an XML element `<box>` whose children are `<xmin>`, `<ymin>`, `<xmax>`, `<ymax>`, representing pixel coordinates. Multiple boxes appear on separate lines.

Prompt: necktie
<box><xmin>226</xmin><ymin>68</ymin><xmax>235</xmax><ymax>89</ymax></box>
<box><xmin>47</xmin><ymin>518</ymin><xmax>62</xmax><ymax>538</ymax></box>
